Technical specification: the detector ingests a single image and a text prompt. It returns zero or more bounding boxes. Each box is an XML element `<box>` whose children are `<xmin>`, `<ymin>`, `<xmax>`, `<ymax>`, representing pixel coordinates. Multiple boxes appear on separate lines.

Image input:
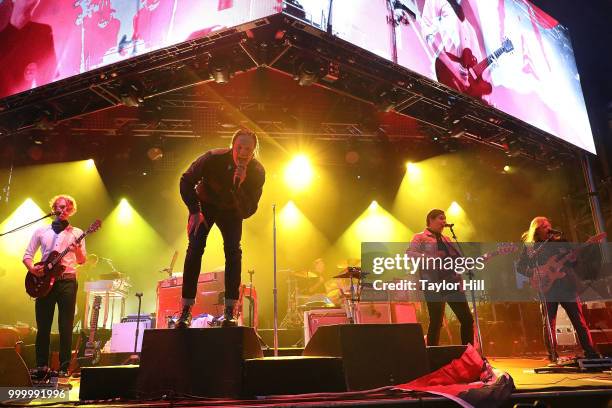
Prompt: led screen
<box><xmin>293</xmin><ymin>0</ymin><xmax>595</xmax><ymax>154</ymax></box>
<box><xmin>0</xmin><ymin>0</ymin><xmax>281</xmax><ymax>99</ymax></box>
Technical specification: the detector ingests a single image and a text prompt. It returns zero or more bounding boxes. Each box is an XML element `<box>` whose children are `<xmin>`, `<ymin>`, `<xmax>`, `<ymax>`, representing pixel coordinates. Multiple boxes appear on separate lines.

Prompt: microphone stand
<box><xmin>448</xmin><ymin>225</ymin><xmax>484</xmax><ymax>356</ymax></box>
<box><xmin>272</xmin><ymin>205</ymin><xmax>279</xmax><ymax>357</ymax></box>
<box><xmin>248</xmin><ymin>269</ymin><xmax>255</xmax><ymax>327</ymax></box>
<box><xmin>0</xmin><ymin>212</ymin><xmax>56</xmax><ymax>236</ymax></box>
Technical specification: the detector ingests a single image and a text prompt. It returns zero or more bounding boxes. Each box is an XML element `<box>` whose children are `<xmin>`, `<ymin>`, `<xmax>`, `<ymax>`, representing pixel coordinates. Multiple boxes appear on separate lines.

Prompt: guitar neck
<box><xmin>474</xmin><ymin>46</ymin><xmax>506</xmax><ymax>76</ymax></box>
<box><xmin>51</xmin><ymin>231</ymin><xmax>87</xmax><ymax>267</ymax></box>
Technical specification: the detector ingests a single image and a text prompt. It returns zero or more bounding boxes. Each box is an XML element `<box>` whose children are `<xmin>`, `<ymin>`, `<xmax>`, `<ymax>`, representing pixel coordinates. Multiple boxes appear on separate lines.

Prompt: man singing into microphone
<box><xmin>516</xmin><ymin>216</ymin><xmax>599</xmax><ymax>361</ymax></box>
<box><xmin>407</xmin><ymin>209</ymin><xmax>474</xmax><ymax>346</ymax></box>
<box><xmin>177</xmin><ymin>129</ymin><xmax>265</xmax><ymax>328</ymax></box>
<box><xmin>23</xmin><ymin>195</ymin><xmax>86</xmax><ymax>378</ymax></box>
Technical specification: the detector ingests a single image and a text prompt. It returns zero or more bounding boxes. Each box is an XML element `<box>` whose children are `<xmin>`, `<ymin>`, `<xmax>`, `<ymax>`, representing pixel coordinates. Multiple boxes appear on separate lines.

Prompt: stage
<box><xmin>15</xmin><ymin>356</ymin><xmax>608</xmax><ymax>408</ymax></box>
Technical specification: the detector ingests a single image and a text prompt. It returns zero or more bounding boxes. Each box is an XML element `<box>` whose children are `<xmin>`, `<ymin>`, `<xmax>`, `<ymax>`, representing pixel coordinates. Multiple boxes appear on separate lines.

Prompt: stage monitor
<box><xmin>0</xmin><ymin>0</ymin><xmax>280</xmax><ymax>99</ymax></box>
<box><xmin>291</xmin><ymin>0</ymin><xmax>596</xmax><ymax>154</ymax></box>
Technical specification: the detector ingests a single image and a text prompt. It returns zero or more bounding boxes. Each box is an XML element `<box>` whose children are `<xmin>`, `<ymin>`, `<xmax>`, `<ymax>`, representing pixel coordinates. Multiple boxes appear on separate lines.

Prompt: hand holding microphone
<box><xmin>233</xmin><ymin>159</ymin><xmax>247</xmax><ymax>191</ymax></box>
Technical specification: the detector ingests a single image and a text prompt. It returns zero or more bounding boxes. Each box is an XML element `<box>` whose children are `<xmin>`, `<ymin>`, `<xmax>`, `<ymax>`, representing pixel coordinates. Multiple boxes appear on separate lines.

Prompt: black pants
<box><xmin>544</xmin><ymin>297</ymin><xmax>598</xmax><ymax>357</ymax></box>
<box><xmin>35</xmin><ymin>279</ymin><xmax>77</xmax><ymax>370</ymax></box>
<box><xmin>182</xmin><ymin>205</ymin><xmax>243</xmax><ymax>302</ymax></box>
<box><xmin>424</xmin><ymin>290</ymin><xmax>474</xmax><ymax>346</ymax></box>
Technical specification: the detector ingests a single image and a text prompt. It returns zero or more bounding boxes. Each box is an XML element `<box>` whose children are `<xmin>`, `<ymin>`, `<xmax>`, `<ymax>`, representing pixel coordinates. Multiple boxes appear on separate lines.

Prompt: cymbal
<box><xmin>336</xmin><ymin>258</ymin><xmax>361</xmax><ymax>269</ymax></box>
<box><xmin>289</xmin><ymin>270</ymin><xmax>320</xmax><ymax>279</ymax></box>
<box><xmin>333</xmin><ymin>266</ymin><xmax>367</xmax><ymax>279</ymax></box>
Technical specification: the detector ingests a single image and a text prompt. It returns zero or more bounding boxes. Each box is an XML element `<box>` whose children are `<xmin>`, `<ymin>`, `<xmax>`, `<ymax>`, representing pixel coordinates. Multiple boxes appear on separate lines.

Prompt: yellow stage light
<box><xmin>503</xmin><ymin>165</ymin><xmax>511</xmax><ymax>172</ymax></box>
<box><xmin>85</xmin><ymin>159</ymin><xmax>96</xmax><ymax>170</ymax></box>
<box><xmin>118</xmin><ymin>198</ymin><xmax>133</xmax><ymax>224</ymax></box>
<box><xmin>405</xmin><ymin>162</ymin><xmax>422</xmax><ymax>182</ymax></box>
<box><xmin>284</xmin><ymin>154</ymin><xmax>313</xmax><ymax>191</ymax></box>
<box><xmin>447</xmin><ymin>201</ymin><xmax>463</xmax><ymax>216</ymax></box>
<box><xmin>369</xmin><ymin>200</ymin><xmax>378</xmax><ymax>210</ymax></box>
<box><xmin>280</xmin><ymin>201</ymin><xmax>301</xmax><ymax>228</ymax></box>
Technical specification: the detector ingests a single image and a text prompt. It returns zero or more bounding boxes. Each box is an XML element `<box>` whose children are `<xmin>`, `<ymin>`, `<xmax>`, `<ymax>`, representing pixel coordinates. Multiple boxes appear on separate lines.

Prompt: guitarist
<box><xmin>516</xmin><ymin>216</ymin><xmax>599</xmax><ymax>360</ymax></box>
<box><xmin>22</xmin><ymin>195</ymin><xmax>87</xmax><ymax>378</ymax></box>
<box><xmin>421</xmin><ymin>0</ymin><xmax>491</xmax><ymax>101</ymax></box>
<box><xmin>407</xmin><ymin>209</ymin><xmax>474</xmax><ymax>346</ymax></box>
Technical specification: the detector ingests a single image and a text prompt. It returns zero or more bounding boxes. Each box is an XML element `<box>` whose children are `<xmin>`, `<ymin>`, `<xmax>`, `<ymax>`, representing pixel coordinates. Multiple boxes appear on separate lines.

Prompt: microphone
<box><xmin>47</xmin><ymin>210</ymin><xmax>61</xmax><ymax>217</ymax></box>
<box><xmin>233</xmin><ymin>160</ymin><xmax>247</xmax><ymax>191</ymax></box>
<box><xmin>444</xmin><ymin>223</ymin><xmax>454</xmax><ymax>228</ymax></box>
<box><xmin>549</xmin><ymin>228</ymin><xmax>562</xmax><ymax>236</ymax></box>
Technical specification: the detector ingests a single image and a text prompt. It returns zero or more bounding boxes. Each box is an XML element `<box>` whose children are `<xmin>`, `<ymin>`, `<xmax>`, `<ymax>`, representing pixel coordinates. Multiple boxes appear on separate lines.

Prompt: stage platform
<box><xmin>10</xmin><ymin>357</ymin><xmax>608</xmax><ymax>408</ymax></box>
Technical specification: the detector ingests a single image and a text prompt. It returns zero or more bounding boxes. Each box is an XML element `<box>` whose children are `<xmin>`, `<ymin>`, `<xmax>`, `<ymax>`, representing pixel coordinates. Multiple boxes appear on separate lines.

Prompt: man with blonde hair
<box><xmin>23</xmin><ymin>195</ymin><xmax>86</xmax><ymax>378</ymax></box>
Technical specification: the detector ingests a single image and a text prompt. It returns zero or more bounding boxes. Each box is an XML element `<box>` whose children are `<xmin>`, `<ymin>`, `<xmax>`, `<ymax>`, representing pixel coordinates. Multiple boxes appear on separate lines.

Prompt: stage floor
<box><xmin>31</xmin><ymin>357</ymin><xmax>609</xmax><ymax>407</ymax></box>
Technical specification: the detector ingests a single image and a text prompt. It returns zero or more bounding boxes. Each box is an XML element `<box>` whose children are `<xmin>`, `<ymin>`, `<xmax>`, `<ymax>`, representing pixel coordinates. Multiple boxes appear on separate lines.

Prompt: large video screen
<box><xmin>293</xmin><ymin>0</ymin><xmax>595</xmax><ymax>154</ymax></box>
<box><xmin>0</xmin><ymin>0</ymin><xmax>280</xmax><ymax>100</ymax></box>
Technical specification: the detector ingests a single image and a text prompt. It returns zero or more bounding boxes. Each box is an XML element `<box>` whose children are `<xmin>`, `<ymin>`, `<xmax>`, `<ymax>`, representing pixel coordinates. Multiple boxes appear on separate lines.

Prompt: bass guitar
<box><xmin>25</xmin><ymin>220</ymin><xmax>101</xmax><ymax>298</ymax></box>
<box><xmin>529</xmin><ymin>232</ymin><xmax>607</xmax><ymax>294</ymax></box>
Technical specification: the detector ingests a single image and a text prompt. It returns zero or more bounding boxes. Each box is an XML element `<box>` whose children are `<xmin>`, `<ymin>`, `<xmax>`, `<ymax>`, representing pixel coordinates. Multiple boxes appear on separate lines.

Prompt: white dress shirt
<box><xmin>23</xmin><ymin>225</ymin><xmax>86</xmax><ymax>276</ymax></box>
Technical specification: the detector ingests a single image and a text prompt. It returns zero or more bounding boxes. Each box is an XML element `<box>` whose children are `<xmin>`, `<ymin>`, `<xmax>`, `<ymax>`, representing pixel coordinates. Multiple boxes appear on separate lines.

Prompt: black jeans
<box><xmin>424</xmin><ymin>290</ymin><xmax>474</xmax><ymax>346</ymax></box>
<box><xmin>544</xmin><ymin>297</ymin><xmax>598</xmax><ymax>357</ymax></box>
<box><xmin>183</xmin><ymin>205</ymin><xmax>243</xmax><ymax>302</ymax></box>
<box><xmin>35</xmin><ymin>279</ymin><xmax>77</xmax><ymax>370</ymax></box>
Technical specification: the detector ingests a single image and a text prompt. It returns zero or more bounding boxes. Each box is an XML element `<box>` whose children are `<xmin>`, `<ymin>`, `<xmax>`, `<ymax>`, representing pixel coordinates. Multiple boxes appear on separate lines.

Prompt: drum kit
<box><xmin>280</xmin><ymin>259</ymin><xmax>369</xmax><ymax>328</ymax></box>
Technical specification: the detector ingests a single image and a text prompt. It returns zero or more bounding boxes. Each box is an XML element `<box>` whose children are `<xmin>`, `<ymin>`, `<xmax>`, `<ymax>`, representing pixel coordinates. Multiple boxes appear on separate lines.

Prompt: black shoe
<box><xmin>31</xmin><ymin>366</ymin><xmax>49</xmax><ymax>381</ymax></box>
<box><xmin>176</xmin><ymin>306</ymin><xmax>192</xmax><ymax>329</ymax></box>
<box><xmin>221</xmin><ymin>315</ymin><xmax>238</xmax><ymax>327</ymax></box>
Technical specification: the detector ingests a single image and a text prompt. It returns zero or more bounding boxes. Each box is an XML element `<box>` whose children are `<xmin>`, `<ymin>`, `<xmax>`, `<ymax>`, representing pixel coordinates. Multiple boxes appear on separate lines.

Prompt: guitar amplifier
<box><xmin>304</xmin><ymin>309</ymin><xmax>350</xmax><ymax>345</ymax></box>
<box><xmin>110</xmin><ymin>321</ymin><xmax>152</xmax><ymax>353</ymax></box>
<box><xmin>156</xmin><ymin>271</ymin><xmax>225</xmax><ymax>328</ymax></box>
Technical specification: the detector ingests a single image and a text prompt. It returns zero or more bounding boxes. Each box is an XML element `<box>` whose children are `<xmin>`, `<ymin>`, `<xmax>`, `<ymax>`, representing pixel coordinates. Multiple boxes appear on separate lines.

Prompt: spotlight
<box><xmin>284</xmin><ymin>154</ymin><xmax>313</xmax><ymax>190</ymax></box>
<box><xmin>376</xmin><ymin>89</ymin><xmax>402</xmax><ymax>112</ymax></box>
<box><xmin>503</xmin><ymin>165</ymin><xmax>510</xmax><ymax>172</ymax></box>
<box><xmin>209</xmin><ymin>56</ymin><xmax>232</xmax><ymax>84</ymax></box>
<box><xmin>147</xmin><ymin>146</ymin><xmax>164</xmax><ymax>161</ymax></box>
<box><xmin>369</xmin><ymin>200</ymin><xmax>379</xmax><ymax>210</ymax></box>
<box><xmin>295</xmin><ymin>60</ymin><xmax>321</xmax><ymax>87</ymax></box>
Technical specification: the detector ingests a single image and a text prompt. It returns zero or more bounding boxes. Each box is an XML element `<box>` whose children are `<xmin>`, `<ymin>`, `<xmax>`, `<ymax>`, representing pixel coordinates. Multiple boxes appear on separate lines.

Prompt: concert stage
<box><xmin>43</xmin><ymin>355</ymin><xmax>612</xmax><ymax>408</ymax></box>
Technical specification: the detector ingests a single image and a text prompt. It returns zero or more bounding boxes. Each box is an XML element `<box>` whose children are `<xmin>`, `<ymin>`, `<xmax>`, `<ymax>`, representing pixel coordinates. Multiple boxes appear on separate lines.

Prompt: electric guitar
<box><xmin>529</xmin><ymin>233</ymin><xmax>607</xmax><ymax>294</ymax></box>
<box><xmin>25</xmin><ymin>220</ymin><xmax>101</xmax><ymax>298</ymax></box>
<box><xmin>80</xmin><ymin>295</ymin><xmax>103</xmax><ymax>366</ymax></box>
<box><xmin>435</xmin><ymin>37</ymin><xmax>514</xmax><ymax>99</ymax></box>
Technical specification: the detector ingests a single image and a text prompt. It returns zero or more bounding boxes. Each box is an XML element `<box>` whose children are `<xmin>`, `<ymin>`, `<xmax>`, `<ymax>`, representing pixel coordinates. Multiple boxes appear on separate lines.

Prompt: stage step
<box><xmin>243</xmin><ymin>356</ymin><xmax>346</xmax><ymax>396</ymax></box>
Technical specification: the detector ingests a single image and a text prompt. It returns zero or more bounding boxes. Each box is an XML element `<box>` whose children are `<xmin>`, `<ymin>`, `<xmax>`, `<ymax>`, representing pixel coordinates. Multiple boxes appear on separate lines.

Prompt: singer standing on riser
<box><xmin>177</xmin><ymin>129</ymin><xmax>265</xmax><ymax>328</ymax></box>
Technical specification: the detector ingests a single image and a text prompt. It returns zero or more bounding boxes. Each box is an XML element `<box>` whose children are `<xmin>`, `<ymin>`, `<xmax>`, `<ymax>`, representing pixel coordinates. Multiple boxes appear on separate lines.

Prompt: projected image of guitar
<box><xmin>529</xmin><ymin>232</ymin><xmax>607</xmax><ymax>294</ymax></box>
<box><xmin>435</xmin><ymin>37</ymin><xmax>514</xmax><ymax>100</ymax></box>
<box><xmin>25</xmin><ymin>220</ymin><xmax>102</xmax><ymax>298</ymax></box>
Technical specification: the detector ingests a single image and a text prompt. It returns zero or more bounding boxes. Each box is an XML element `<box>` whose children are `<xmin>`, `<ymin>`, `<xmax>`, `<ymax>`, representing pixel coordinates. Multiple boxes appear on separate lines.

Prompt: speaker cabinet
<box><xmin>303</xmin><ymin>324</ymin><xmax>429</xmax><ymax>390</ymax></box>
<box><xmin>136</xmin><ymin>327</ymin><xmax>263</xmax><ymax>398</ymax></box>
<box><xmin>0</xmin><ymin>348</ymin><xmax>32</xmax><ymax>387</ymax></box>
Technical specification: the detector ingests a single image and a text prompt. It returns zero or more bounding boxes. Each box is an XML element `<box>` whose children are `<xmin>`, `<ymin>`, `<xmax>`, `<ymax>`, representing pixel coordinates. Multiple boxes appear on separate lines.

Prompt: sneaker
<box><xmin>176</xmin><ymin>306</ymin><xmax>192</xmax><ymax>329</ymax></box>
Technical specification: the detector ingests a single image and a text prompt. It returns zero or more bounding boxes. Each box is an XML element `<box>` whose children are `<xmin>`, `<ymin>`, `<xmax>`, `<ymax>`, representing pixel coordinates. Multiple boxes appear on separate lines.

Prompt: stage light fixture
<box><xmin>147</xmin><ymin>146</ymin><xmax>164</xmax><ymax>161</ymax></box>
<box><xmin>284</xmin><ymin>154</ymin><xmax>313</xmax><ymax>191</ymax></box>
<box><xmin>376</xmin><ymin>89</ymin><xmax>401</xmax><ymax>113</ymax></box>
<box><xmin>503</xmin><ymin>165</ymin><xmax>510</xmax><ymax>172</ymax></box>
<box><xmin>296</xmin><ymin>60</ymin><xmax>321</xmax><ymax>86</ymax></box>
<box><xmin>209</xmin><ymin>56</ymin><xmax>232</xmax><ymax>84</ymax></box>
